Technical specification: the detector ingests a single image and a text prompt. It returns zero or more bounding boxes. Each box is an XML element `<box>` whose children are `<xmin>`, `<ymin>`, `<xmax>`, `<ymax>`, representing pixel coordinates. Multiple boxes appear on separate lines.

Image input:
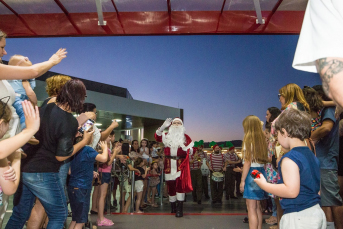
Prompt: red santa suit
<box><xmin>155</xmin><ymin>130</ymin><xmax>194</xmax><ymax>202</ymax></box>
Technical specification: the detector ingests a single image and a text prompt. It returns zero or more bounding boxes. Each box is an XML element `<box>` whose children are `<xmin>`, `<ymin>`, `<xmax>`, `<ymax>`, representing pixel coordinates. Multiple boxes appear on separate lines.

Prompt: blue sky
<box><xmin>5</xmin><ymin>35</ymin><xmax>321</xmax><ymax>142</ymax></box>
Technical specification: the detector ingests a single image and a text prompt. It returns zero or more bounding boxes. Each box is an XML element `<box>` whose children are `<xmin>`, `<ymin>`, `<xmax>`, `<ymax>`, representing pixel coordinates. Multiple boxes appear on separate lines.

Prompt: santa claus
<box><xmin>155</xmin><ymin>117</ymin><xmax>194</xmax><ymax>217</ymax></box>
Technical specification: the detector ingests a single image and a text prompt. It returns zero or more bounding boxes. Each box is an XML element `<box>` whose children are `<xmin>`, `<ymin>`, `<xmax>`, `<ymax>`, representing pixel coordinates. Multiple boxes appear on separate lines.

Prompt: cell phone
<box><xmin>76</xmin><ymin>113</ymin><xmax>89</xmax><ymax>126</ymax></box>
<box><xmin>78</xmin><ymin>119</ymin><xmax>94</xmax><ymax>134</ymax></box>
<box><xmin>250</xmin><ymin>170</ymin><xmax>261</xmax><ymax>179</ymax></box>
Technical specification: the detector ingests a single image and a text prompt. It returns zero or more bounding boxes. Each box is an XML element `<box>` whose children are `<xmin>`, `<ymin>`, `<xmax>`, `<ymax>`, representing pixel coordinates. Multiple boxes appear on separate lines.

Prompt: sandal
<box><xmin>266</xmin><ymin>216</ymin><xmax>277</xmax><ymax>225</ymax></box>
<box><xmin>135</xmin><ymin>210</ymin><xmax>144</xmax><ymax>213</ymax></box>
<box><xmin>97</xmin><ymin>218</ymin><xmax>114</xmax><ymax>226</ymax></box>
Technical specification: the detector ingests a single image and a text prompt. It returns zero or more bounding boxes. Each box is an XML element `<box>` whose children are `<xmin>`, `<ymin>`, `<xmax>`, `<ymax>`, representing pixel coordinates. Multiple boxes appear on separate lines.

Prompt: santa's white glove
<box><xmin>160</xmin><ymin>118</ymin><xmax>172</xmax><ymax>131</ymax></box>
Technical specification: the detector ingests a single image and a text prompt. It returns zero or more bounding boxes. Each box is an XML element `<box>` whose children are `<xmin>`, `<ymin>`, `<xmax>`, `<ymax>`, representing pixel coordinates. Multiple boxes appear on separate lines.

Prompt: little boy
<box><xmin>254</xmin><ymin>108</ymin><xmax>326</xmax><ymax>229</ymax></box>
<box><xmin>7</xmin><ymin>55</ymin><xmax>37</xmax><ymax>130</ymax></box>
<box><xmin>68</xmin><ymin>137</ymin><xmax>120</xmax><ymax>229</ymax></box>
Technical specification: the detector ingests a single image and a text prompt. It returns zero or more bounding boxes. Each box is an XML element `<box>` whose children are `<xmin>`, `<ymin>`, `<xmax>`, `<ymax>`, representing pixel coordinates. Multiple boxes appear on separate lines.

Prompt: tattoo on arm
<box><xmin>316</xmin><ymin>58</ymin><xmax>343</xmax><ymax>95</ymax></box>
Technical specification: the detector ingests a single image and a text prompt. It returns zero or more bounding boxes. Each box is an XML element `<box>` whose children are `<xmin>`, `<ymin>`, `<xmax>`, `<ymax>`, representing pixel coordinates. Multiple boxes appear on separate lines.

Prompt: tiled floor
<box><xmin>2</xmin><ymin>193</ymin><xmax>274</xmax><ymax>229</ymax></box>
<box><xmin>1</xmin><ymin>178</ymin><xmax>275</xmax><ymax>229</ymax></box>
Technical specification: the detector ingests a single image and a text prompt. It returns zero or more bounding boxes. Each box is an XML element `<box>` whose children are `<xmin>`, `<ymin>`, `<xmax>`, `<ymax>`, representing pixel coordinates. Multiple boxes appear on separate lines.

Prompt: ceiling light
<box><xmin>95</xmin><ymin>123</ymin><xmax>102</xmax><ymax>126</ymax></box>
<box><xmin>113</xmin><ymin>119</ymin><xmax>122</xmax><ymax>122</ymax></box>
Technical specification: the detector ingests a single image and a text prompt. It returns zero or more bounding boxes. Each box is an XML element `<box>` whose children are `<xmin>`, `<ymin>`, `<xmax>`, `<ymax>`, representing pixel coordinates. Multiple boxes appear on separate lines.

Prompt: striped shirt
<box><xmin>224</xmin><ymin>152</ymin><xmax>239</xmax><ymax>167</ymax></box>
<box><xmin>190</xmin><ymin>153</ymin><xmax>204</xmax><ymax>170</ymax></box>
<box><xmin>207</xmin><ymin>153</ymin><xmax>225</xmax><ymax>172</ymax></box>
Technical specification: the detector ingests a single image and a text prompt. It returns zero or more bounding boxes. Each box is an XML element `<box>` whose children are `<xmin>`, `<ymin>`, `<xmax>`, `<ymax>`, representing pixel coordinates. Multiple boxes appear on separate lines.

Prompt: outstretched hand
<box><xmin>161</xmin><ymin>118</ymin><xmax>172</xmax><ymax>130</ymax></box>
<box><xmin>22</xmin><ymin>100</ymin><xmax>40</xmax><ymax>134</ymax></box>
<box><xmin>49</xmin><ymin>48</ymin><xmax>67</xmax><ymax>66</ymax></box>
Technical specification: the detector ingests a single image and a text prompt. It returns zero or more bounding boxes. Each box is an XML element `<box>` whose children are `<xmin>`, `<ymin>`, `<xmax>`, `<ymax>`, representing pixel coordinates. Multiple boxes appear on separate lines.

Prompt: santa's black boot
<box><xmin>171</xmin><ymin>202</ymin><xmax>177</xmax><ymax>213</ymax></box>
<box><xmin>175</xmin><ymin>201</ymin><xmax>184</xmax><ymax>218</ymax></box>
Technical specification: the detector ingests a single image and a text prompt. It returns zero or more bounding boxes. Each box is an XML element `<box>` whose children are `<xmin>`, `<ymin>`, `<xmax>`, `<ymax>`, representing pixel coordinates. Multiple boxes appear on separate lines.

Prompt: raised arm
<box><xmin>0</xmin><ymin>101</ymin><xmax>39</xmax><ymax>160</ymax></box>
<box><xmin>95</xmin><ymin>141</ymin><xmax>109</xmax><ymax>163</ymax></box>
<box><xmin>0</xmin><ymin>48</ymin><xmax>67</xmax><ymax>80</ymax></box>
<box><xmin>100</xmin><ymin>120</ymin><xmax>119</xmax><ymax>141</ymax></box>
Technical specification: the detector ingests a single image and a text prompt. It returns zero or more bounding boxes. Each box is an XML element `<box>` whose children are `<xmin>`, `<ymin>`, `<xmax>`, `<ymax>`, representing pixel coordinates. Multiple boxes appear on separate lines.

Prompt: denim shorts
<box><xmin>67</xmin><ymin>187</ymin><xmax>91</xmax><ymax>223</ymax></box>
<box><xmin>243</xmin><ymin>167</ymin><xmax>269</xmax><ymax>200</ymax></box>
<box><xmin>101</xmin><ymin>172</ymin><xmax>111</xmax><ymax>184</ymax></box>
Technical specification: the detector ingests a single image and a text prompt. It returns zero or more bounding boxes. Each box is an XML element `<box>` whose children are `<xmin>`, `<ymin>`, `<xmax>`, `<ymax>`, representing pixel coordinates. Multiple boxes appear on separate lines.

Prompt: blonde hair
<box><xmin>46</xmin><ymin>75</ymin><xmax>71</xmax><ymax>97</ymax></box>
<box><xmin>279</xmin><ymin>83</ymin><xmax>310</xmax><ymax>111</ymax></box>
<box><xmin>242</xmin><ymin>115</ymin><xmax>268</xmax><ymax>163</ymax></box>
<box><xmin>0</xmin><ymin>29</ymin><xmax>6</xmax><ymax>40</ymax></box>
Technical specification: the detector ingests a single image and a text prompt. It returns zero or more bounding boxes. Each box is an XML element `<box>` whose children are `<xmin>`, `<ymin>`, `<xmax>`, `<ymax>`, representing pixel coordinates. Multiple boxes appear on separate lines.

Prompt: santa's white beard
<box><xmin>163</xmin><ymin>125</ymin><xmax>186</xmax><ymax>149</ymax></box>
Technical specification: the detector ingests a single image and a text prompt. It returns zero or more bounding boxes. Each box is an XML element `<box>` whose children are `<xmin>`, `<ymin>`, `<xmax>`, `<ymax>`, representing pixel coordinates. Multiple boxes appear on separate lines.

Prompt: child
<box><xmin>134</xmin><ymin>158</ymin><xmax>149</xmax><ymax>213</ymax></box>
<box><xmin>0</xmin><ymin>100</ymin><xmax>39</xmax><ymax>194</ymax></box>
<box><xmin>7</xmin><ymin>55</ymin><xmax>37</xmax><ymax>130</ymax></box>
<box><xmin>148</xmin><ymin>161</ymin><xmax>160</xmax><ymax>207</ymax></box>
<box><xmin>254</xmin><ymin>108</ymin><xmax>326</xmax><ymax>229</ymax></box>
<box><xmin>139</xmin><ymin>139</ymin><xmax>150</xmax><ymax>208</ymax></box>
<box><xmin>68</xmin><ymin>139</ymin><xmax>120</xmax><ymax>229</ymax></box>
<box><xmin>240</xmin><ymin>115</ymin><xmax>269</xmax><ymax>229</ymax></box>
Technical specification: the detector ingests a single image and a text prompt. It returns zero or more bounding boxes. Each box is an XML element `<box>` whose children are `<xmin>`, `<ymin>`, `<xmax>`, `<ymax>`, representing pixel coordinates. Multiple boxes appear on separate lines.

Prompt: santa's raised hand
<box><xmin>160</xmin><ymin>118</ymin><xmax>172</xmax><ymax>131</ymax></box>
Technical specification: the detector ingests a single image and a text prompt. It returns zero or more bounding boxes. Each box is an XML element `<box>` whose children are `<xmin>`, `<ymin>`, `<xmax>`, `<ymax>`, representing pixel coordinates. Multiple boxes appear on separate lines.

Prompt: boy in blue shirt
<box><xmin>68</xmin><ymin>138</ymin><xmax>121</xmax><ymax>229</ymax></box>
<box><xmin>254</xmin><ymin>108</ymin><xmax>326</xmax><ymax>229</ymax></box>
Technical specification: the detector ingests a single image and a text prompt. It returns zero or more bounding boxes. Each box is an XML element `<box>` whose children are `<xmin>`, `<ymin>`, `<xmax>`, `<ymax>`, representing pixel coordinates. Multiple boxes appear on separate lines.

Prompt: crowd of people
<box><xmin>1</xmin><ymin>1</ymin><xmax>343</xmax><ymax>227</ymax></box>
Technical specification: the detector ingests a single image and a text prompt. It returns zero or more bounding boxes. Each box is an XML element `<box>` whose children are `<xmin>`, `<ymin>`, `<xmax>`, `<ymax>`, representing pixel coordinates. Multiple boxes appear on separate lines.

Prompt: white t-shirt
<box><xmin>293</xmin><ymin>0</ymin><xmax>343</xmax><ymax>73</ymax></box>
<box><xmin>89</xmin><ymin>125</ymin><xmax>101</xmax><ymax>149</ymax></box>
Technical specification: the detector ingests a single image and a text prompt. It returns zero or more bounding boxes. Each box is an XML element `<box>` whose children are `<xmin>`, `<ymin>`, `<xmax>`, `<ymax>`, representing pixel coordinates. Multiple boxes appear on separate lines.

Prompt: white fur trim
<box><xmin>176</xmin><ymin>193</ymin><xmax>185</xmax><ymax>201</ymax></box>
<box><xmin>173</xmin><ymin>118</ymin><xmax>183</xmax><ymax>125</ymax></box>
<box><xmin>165</xmin><ymin>158</ymin><xmax>181</xmax><ymax>181</ymax></box>
<box><xmin>156</xmin><ymin>129</ymin><xmax>163</xmax><ymax>136</ymax></box>
<box><xmin>169</xmin><ymin>195</ymin><xmax>177</xmax><ymax>202</ymax></box>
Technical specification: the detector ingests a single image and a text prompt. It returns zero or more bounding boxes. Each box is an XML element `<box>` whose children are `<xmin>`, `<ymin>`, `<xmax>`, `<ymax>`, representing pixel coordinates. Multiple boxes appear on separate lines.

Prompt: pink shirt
<box><xmin>98</xmin><ymin>149</ymin><xmax>112</xmax><ymax>173</ymax></box>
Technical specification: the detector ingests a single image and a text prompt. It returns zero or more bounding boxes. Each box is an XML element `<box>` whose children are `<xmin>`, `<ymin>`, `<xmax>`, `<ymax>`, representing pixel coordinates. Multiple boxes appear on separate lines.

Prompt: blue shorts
<box><xmin>243</xmin><ymin>167</ymin><xmax>269</xmax><ymax>200</ymax></box>
<box><xmin>101</xmin><ymin>172</ymin><xmax>111</xmax><ymax>184</ymax></box>
<box><xmin>67</xmin><ymin>187</ymin><xmax>91</xmax><ymax>223</ymax></box>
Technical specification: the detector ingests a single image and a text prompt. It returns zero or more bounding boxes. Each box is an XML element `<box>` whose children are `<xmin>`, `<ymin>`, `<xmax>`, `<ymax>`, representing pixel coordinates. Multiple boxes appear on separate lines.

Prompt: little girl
<box><xmin>140</xmin><ymin>139</ymin><xmax>150</xmax><ymax>164</ymax></box>
<box><xmin>134</xmin><ymin>158</ymin><xmax>149</xmax><ymax>213</ymax></box>
<box><xmin>240</xmin><ymin>115</ymin><xmax>269</xmax><ymax>229</ymax></box>
<box><xmin>140</xmin><ymin>139</ymin><xmax>150</xmax><ymax>208</ymax></box>
<box><xmin>148</xmin><ymin>161</ymin><xmax>160</xmax><ymax>207</ymax></box>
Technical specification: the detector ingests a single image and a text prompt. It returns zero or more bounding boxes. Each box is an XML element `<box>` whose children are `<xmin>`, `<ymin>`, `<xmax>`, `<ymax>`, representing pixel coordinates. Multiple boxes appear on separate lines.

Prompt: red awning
<box><xmin>0</xmin><ymin>0</ymin><xmax>307</xmax><ymax>37</ymax></box>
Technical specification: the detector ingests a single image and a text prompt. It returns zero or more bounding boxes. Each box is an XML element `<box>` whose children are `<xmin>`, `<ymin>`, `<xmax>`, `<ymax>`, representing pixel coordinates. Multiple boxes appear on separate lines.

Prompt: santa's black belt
<box><xmin>165</xmin><ymin>156</ymin><xmax>186</xmax><ymax>160</ymax></box>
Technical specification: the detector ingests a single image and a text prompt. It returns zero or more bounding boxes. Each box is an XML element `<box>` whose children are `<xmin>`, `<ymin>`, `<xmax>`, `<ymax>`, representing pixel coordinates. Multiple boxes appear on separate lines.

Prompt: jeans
<box><xmin>12</xmin><ymin>95</ymin><xmax>29</xmax><ymax>130</ymax></box>
<box><xmin>6</xmin><ymin>173</ymin><xmax>67</xmax><ymax>229</ymax></box>
<box><xmin>271</xmin><ymin>197</ymin><xmax>277</xmax><ymax>217</ymax></box>
<box><xmin>59</xmin><ymin>161</ymin><xmax>70</xmax><ymax>203</ymax></box>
